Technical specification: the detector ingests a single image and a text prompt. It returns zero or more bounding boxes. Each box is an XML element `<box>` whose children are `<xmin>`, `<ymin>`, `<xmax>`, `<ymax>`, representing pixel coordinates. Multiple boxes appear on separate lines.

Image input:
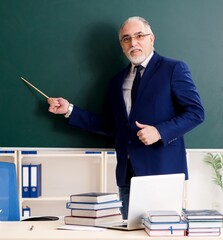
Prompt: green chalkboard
<box><xmin>0</xmin><ymin>0</ymin><xmax>222</xmax><ymax>148</ymax></box>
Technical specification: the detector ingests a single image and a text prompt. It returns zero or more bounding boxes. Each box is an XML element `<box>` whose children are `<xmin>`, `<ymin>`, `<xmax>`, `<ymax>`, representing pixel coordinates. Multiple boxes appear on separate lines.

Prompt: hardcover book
<box><xmin>188</xmin><ymin>227</ymin><xmax>221</xmax><ymax>233</ymax></box>
<box><xmin>70</xmin><ymin>192</ymin><xmax>118</xmax><ymax>203</ymax></box>
<box><xmin>187</xmin><ymin>220</ymin><xmax>223</xmax><ymax>228</ymax></box>
<box><xmin>64</xmin><ymin>214</ymin><xmax>122</xmax><ymax>226</ymax></box>
<box><xmin>142</xmin><ymin>218</ymin><xmax>187</xmax><ymax>230</ymax></box>
<box><xmin>144</xmin><ymin>227</ymin><xmax>186</xmax><ymax>237</ymax></box>
<box><xmin>187</xmin><ymin>231</ymin><xmax>221</xmax><ymax>237</ymax></box>
<box><xmin>66</xmin><ymin>200</ymin><xmax>122</xmax><ymax>210</ymax></box>
<box><xmin>182</xmin><ymin>209</ymin><xmax>223</xmax><ymax>220</ymax></box>
<box><xmin>71</xmin><ymin>208</ymin><xmax>121</xmax><ymax>218</ymax></box>
<box><xmin>147</xmin><ymin>210</ymin><xmax>181</xmax><ymax>222</ymax></box>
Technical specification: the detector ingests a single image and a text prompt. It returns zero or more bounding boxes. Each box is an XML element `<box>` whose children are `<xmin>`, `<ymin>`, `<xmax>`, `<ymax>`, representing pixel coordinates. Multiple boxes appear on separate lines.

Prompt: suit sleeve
<box><xmin>156</xmin><ymin>61</ymin><xmax>205</xmax><ymax>146</ymax></box>
<box><xmin>68</xmin><ymin>107</ymin><xmax>114</xmax><ymax>136</ymax></box>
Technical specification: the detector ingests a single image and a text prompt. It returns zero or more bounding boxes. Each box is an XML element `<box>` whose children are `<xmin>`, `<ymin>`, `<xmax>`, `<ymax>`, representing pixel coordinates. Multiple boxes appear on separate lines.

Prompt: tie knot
<box><xmin>134</xmin><ymin>65</ymin><xmax>143</xmax><ymax>73</ymax></box>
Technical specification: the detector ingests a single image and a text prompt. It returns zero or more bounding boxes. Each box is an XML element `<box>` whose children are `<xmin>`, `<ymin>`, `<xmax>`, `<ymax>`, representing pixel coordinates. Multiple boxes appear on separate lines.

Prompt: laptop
<box><xmin>96</xmin><ymin>173</ymin><xmax>185</xmax><ymax>230</ymax></box>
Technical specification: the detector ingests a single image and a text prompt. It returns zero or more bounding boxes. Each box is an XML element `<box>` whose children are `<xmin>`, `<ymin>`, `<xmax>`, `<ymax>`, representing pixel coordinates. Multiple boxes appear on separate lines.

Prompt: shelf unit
<box><xmin>0</xmin><ymin>149</ymin><xmax>118</xmax><ymax>218</ymax></box>
<box><xmin>2</xmin><ymin>149</ymin><xmax>223</xmax><ymax>218</ymax></box>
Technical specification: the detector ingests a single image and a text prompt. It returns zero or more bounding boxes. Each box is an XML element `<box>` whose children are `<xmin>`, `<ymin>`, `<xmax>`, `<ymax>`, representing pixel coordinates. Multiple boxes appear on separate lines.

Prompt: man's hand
<box><xmin>135</xmin><ymin>121</ymin><xmax>161</xmax><ymax>145</ymax></box>
<box><xmin>48</xmin><ymin>97</ymin><xmax>69</xmax><ymax>115</ymax></box>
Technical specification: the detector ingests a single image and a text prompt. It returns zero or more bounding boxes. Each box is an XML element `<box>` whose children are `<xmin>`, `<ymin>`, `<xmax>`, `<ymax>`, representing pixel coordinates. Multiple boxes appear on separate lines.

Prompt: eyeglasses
<box><xmin>120</xmin><ymin>33</ymin><xmax>151</xmax><ymax>43</ymax></box>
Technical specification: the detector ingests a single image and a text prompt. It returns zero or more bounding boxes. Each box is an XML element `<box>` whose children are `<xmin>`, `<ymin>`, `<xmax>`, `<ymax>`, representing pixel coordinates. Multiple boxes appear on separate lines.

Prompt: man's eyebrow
<box><xmin>133</xmin><ymin>31</ymin><xmax>144</xmax><ymax>35</ymax></box>
<box><xmin>122</xmin><ymin>31</ymin><xmax>144</xmax><ymax>38</ymax></box>
<box><xmin>121</xmin><ymin>34</ymin><xmax>130</xmax><ymax>38</ymax></box>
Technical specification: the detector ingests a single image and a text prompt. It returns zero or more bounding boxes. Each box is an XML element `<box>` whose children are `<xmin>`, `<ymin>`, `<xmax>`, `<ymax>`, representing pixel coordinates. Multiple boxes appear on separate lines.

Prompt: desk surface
<box><xmin>0</xmin><ymin>221</ymin><xmax>222</xmax><ymax>240</ymax></box>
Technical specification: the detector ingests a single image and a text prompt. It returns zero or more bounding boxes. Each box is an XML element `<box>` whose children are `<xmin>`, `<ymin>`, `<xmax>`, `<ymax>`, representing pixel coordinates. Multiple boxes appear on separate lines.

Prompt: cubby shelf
<box><xmin>0</xmin><ymin>149</ymin><xmax>117</xmax><ymax>218</ymax></box>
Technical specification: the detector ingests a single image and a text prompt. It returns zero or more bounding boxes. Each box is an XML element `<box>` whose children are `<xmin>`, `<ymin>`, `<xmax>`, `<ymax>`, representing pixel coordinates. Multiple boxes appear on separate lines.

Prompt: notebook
<box><xmin>96</xmin><ymin>173</ymin><xmax>185</xmax><ymax>230</ymax></box>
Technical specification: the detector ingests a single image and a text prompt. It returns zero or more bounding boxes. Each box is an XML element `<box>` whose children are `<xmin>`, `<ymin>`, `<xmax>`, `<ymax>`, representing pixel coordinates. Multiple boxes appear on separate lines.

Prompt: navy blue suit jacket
<box><xmin>69</xmin><ymin>52</ymin><xmax>205</xmax><ymax>186</ymax></box>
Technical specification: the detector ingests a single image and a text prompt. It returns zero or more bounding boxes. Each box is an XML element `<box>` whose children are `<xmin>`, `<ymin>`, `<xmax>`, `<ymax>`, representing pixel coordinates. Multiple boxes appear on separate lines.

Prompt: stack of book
<box><xmin>182</xmin><ymin>209</ymin><xmax>223</xmax><ymax>236</ymax></box>
<box><xmin>142</xmin><ymin>210</ymin><xmax>187</xmax><ymax>237</ymax></box>
<box><xmin>65</xmin><ymin>192</ymin><xmax>122</xmax><ymax>226</ymax></box>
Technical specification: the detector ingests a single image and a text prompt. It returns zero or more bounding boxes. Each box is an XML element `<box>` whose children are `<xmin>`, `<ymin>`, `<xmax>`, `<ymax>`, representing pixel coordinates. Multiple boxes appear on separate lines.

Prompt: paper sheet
<box><xmin>57</xmin><ymin>225</ymin><xmax>106</xmax><ymax>231</ymax></box>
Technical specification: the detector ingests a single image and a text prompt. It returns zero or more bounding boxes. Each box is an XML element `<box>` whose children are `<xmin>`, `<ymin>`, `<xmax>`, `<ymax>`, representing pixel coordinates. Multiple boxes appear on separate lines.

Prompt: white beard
<box><xmin>127</xmin><ymin>47</ymin><xmax>146</xmax><ymax>65</ymax></box>
<box><xmin>128</xmin><ymin>54</ymin><xmax>146</xmax><ymax>65</ymax></box>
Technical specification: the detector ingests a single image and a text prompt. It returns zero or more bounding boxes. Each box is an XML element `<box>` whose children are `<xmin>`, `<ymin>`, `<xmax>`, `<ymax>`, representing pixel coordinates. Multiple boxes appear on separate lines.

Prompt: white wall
<box><xmin>186</xmin><ymin>150</ymin><xmax>223</xmax><ymax>213</ymax></box>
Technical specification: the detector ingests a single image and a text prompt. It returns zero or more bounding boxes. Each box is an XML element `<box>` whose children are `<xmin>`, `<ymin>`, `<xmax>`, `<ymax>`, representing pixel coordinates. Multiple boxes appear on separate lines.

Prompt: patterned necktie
<box><xmin>131</xmin><ymin>65</ymin><xmax>143</xmax><ymax>105</ymax></box>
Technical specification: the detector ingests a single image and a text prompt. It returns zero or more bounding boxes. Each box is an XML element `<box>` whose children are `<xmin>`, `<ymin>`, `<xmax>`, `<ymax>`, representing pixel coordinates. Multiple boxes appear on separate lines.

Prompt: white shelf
<box><xmin>15</xmin><ymin>149</ymin><xmax>117</xmax><ymax>218</ymax></box>
<box><xmin>0</xmin><ymin>149</ymin><xmax>118</xmax><ymax>218</ymax></box>
<box><xmin>20</xmin><ymin>153</ymin><xmax>103</xmax><ymax>157</ymax></box>
<box><xmin>22</xmin><ymin>196</ymin><xmax>70</xmax><ymax>201</ymax></box>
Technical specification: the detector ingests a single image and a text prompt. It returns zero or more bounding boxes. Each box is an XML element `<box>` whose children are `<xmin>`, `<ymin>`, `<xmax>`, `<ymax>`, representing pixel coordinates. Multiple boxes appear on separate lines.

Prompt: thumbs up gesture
<box><xmin>135</xmin><ymin>121</ymin><xmax>161</xmax><ymax>145</ymax></box>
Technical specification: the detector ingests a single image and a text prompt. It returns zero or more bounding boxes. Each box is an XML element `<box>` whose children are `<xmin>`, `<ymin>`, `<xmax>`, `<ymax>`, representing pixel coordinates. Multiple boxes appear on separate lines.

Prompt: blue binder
<box><xmin>22</xmin><ymin>206</ymin><xmax>31</xmax><ymax>217</ymax></box>
<box><xmin>30</xmin><ymin>164</ymin><xmax>42</xmax><ymax>198</ymax></box>
<box><xmin>22</xmin><ymin>164</ymin><xmax>30</xmax><ymax>198</ymax></box>
<box><xmin>0</xmin><ymin>162</ymin><xmax>20</xmax><ymax>221</ymax></box>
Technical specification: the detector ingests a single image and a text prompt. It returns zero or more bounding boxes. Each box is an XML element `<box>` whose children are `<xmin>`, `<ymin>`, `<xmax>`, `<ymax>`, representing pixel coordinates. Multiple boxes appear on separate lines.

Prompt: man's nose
<box><xmin>130</xmin><ymin>36</ymin><xmax>138</xmax><ymax>45</ymax></box>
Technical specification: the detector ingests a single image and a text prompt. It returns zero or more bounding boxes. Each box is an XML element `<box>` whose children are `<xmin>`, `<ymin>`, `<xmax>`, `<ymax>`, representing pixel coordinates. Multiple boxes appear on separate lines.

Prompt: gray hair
<box><xmin>119</xmin><ymin>16</ymin><xmax>153</xmax><ymax>40</ymax></box>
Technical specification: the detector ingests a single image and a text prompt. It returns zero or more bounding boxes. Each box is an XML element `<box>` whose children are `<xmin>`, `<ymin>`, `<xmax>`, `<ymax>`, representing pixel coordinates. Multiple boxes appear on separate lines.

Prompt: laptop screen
<box><xmin>127</xmin><ymin>173</ymin><xmax>185</xmax><ymax>229</ymax></box>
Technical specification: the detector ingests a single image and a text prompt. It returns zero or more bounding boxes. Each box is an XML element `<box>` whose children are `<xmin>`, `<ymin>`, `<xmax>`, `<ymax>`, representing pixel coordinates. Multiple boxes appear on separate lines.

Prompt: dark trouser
<box><xmin>118</xmin><ymin>185</ymin><xmax>130</xmax><ymax>220</ymax></box>
<box><xmin>118</xmin><ymin>159</ymin><xmax>134</xmax><ymax>220</ymax></box>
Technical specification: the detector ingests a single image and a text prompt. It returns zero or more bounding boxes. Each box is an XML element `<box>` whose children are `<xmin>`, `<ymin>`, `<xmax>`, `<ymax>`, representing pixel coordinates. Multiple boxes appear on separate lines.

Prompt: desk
<box><xmin>0</xmin><ymin>221</ymin><xmax>222</xmax><ymax>240</ymax></box>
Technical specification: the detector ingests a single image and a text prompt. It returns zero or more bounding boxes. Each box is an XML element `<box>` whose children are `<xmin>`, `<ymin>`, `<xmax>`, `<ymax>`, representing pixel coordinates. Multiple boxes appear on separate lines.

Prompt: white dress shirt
<box><xmin>122</xmin><ymin>52</ymin><xmax>154</xmax><ymax>115</ymax></box>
